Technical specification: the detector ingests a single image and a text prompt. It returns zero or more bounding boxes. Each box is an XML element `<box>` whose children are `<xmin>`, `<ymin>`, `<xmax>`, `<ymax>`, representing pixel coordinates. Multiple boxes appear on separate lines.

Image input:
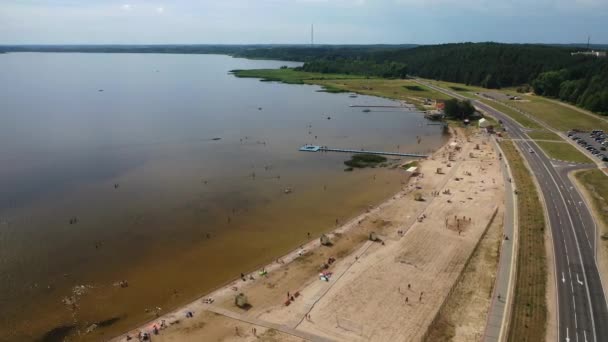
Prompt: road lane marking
<box><xmin>531</xmin><ymin>143</ymin><xmax>598</xmax><ymax>342</ymax></box>
<box><xmin>422</xmin><ymin>82</ymin><xmax>600</xmax><ymax>340</ymax></box>
<box><xmin>569</xmin><ymin>267</ymin><xmax>574</xmax><ymax>292</ymax></box>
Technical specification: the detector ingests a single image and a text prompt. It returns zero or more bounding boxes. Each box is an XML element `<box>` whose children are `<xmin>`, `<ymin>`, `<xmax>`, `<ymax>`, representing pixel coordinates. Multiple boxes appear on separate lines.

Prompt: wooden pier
<box><xmin>299</xmin><ymin>145</ymin><xmax>428</xmax><ymax>158</ymax></box>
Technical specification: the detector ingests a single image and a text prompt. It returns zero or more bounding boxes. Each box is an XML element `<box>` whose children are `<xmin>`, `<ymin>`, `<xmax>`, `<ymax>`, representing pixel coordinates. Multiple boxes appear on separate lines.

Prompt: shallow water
<box><xmin>0</xmin><ymin>53</ymin><xmax>447</xmax><ymax>340</ymax></box>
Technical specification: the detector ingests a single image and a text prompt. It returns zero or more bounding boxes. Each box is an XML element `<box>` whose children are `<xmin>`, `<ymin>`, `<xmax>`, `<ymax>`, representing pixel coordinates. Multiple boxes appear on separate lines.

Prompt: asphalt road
<box><xmin>420</xmin><ymin>82</ymin><xmax>608</xmax><ymax>342</ymax></box>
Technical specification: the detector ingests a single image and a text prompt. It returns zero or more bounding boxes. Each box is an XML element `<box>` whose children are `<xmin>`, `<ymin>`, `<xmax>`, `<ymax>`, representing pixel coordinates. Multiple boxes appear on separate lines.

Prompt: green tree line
<box><xmin>266</xmin><ymin>43</ymin><xmax>608</xmax><ymax>114</ymax></box>
<box><xmin>532</xmin><ymin>60</ymin><xmax>608</xmax><ymax>113</ymax></box>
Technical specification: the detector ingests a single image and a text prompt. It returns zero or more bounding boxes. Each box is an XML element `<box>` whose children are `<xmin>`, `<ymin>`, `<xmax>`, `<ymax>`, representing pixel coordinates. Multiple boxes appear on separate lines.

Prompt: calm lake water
<box><xmin>0</xmin><ymin>53</ymin><xmax>447</xmax><ymax>340</ymax></box>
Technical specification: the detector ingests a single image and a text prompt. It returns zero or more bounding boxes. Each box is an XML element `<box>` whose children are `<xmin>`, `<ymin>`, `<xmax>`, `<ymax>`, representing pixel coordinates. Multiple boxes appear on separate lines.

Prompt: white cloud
<box><xmin>156</xmin><ymin>6</ymin><xmax>164</xmax><ymax>13</ymax></box>
<box><xmin>121</xmin><ymin>4</ymin><xmax>132</xmax><ymax>11</ymax></box>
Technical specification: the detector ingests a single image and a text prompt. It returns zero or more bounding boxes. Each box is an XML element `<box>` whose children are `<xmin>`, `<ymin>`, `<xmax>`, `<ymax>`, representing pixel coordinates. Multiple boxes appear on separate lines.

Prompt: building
<box><xmin>571</xmin><ymin>50</ymin><xmax>607</xmax><ymax>58</ymax></box>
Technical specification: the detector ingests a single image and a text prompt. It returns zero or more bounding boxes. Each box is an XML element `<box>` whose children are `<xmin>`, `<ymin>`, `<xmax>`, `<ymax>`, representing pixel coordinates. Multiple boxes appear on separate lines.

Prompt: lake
<box><xmin>0</xmin><ymin>53</ymin><xmax>447</xmax><ymax>340</ymax></box>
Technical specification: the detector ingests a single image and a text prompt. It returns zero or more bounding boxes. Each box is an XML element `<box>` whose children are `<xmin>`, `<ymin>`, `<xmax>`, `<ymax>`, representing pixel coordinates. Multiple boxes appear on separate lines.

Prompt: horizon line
<box><xmin>1</xmin><ymin>42</ymin><xmax>607</xmax><ymax>47</ymax></box>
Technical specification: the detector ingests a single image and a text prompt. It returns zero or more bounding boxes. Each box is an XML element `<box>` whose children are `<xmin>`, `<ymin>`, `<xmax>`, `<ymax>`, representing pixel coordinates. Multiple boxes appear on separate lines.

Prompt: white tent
<box><xmin>478</xmin><ymin>118</ymin><xmax>490</xmax><ymax>128</ymax></box>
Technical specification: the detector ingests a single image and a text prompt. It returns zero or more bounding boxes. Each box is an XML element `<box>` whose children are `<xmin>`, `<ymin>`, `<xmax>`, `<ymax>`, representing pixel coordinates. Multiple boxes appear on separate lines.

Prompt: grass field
<box><xmin>233</xmin><ymin>68</ymin><xmax>453</xmax><ymax>108</ymax></box>
<box><xmin>313</xmin><ymin>78</ymin><xmax>452</xmax><ymax>107</ymax></box>
<box><xmin>502</xmin><ymin>96</ymin><xmax>608</xmax><ymax>132</ymax></box>
<box><xmin>526</xmin><ymin>130</ymin><xmax>563</xmax><ymax>141</ymax></box>
<box><xmin>575</xmin><ymin>169</ymin><xmax>608</xmax><ymax>238</ymax></box>
<box><xmin>476</xmin><ymin>99</ymin><xmax>543</xmax><ymax>129</ymax></box>
<box><xmin>500</xmin><ymin>140</ymin><xmax>547</xmax><ymax>342</ymax></box>
<box><xmin>535</xmin><ymin>141</ymin><xmax>593</xmax><ymax>164</ymax></box>
<box><xmin>232</xmin><ymin>69</ymin><xmax>363</xmax><ymax>84</ymax></box>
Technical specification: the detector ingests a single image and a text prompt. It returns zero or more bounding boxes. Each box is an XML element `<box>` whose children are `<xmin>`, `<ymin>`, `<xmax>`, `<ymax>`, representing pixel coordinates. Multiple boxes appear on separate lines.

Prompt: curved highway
<box><xmin>420</xmin><ymin>81</ymin><xmax>608</xmax><ymax>342</ymax></box>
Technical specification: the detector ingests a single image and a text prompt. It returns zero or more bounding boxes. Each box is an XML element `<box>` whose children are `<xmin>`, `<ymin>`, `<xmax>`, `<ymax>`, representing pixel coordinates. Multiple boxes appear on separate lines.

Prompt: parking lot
<box><xmin>568</xmin><ymin>130</ymin><xmax>608</xmax><ymax>162</ymax></box>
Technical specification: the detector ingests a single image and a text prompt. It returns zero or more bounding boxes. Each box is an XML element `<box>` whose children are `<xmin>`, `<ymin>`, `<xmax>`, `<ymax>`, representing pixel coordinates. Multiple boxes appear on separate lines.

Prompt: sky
<box><xmin>1</xmin><ymin>0</ymin><xmax>607</xmax><ymax>45</ymax></box>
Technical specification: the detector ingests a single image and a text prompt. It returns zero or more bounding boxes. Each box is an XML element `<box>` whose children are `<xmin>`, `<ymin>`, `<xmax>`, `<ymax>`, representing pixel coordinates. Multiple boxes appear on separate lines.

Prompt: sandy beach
<box><xmin>110</xmin><ymin>126</ymin><xmax>504</xmax><ymax>342</ymax></box>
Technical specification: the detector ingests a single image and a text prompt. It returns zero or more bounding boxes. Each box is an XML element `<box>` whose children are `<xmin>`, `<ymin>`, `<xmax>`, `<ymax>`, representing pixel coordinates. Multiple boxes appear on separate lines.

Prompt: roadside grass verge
<box><xmin>574</xmin><ymin>169</ymin><xmax>608</xmax><ymax>238</ymax></box>
<box><xmin>534</xmin><ymin>141</ymin><xmax>593</xmax><ymax>164</ymax></box>
<box><xmin>500</xmin><ymin>140</ymin><xmax>547</xmax><ymax>342</ymax></box>
<box><xmin>503</xmin><ymin>96</ymin><xmax>608</xmax><ymax>132</ymax></box>
<box><xmin>476</xmin><ymin>99</ymin><xmax>543</xmax><ymax>129</ymax></box>
<box><xmin>526</xmin><ymin>130</ymin><xmax>563</xmax><ymax>141</ymax></box>
<box><xmin>420</xmin><ymin>79</ymin><xmax>485</xmax><ymax>98</ymax></box>
<box><xmin>482</xmin><ymin>115</ymin><xmax>500</xmax><ymax>127</ymax></box>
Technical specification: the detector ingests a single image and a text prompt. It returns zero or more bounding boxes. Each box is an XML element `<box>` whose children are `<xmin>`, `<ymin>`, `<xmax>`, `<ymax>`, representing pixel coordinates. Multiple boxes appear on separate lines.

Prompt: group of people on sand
<box><xmin>125</xmin><ymin>312</ymin><xmax>191</xmax><ymax>341</ymax></box>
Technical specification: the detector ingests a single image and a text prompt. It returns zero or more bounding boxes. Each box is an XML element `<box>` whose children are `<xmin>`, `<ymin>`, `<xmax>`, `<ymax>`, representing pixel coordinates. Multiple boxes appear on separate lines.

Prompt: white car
<box><xmin>529</xmin><ymin>148</ymin><xmax>534</xmax><ymax>153</ymax></box>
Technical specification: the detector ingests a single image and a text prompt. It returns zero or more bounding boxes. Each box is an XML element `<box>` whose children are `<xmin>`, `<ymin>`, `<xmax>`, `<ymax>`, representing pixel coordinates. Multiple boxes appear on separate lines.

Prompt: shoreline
<box><xmin>109</xmin><ymin>131</ymin><xmax>452</xmax><ymax>341</ymax></box>
<box><xmin>106</xmin><ymin>122</ymin><xmax>505</xmax><ymax>341</ymax></box>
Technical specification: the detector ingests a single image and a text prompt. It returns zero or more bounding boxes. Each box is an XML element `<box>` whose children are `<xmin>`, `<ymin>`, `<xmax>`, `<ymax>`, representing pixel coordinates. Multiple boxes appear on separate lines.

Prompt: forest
<box><xmin>531</xmin><ymin>59</ymin><xmax>608</xmax><ymax>113</ymax></box>
<box><xmin>288</xmin><ymin>43</ymin><xmax>608</xmax><ymax>114</ymax></box>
